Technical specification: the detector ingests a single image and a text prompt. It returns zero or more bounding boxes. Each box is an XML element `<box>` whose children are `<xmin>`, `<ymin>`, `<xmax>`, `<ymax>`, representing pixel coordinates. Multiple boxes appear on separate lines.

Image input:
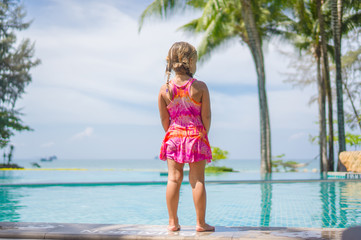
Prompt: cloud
<box><xmin>17</xmin><ymin>0</ymin><xmax>313</xmax><ymax>129</ymax></box>
<box><xmin>289</xmin><ymin>132</ymin><xmax>308</xmax><ymax>140</ymax></box>
<box><xmin>267</xmin><ymin>88</ymin><xmax>318</xmax><ymax>130</ymax></box>
<box><xmin>70</xmin><ymin>127</ymin><xmax>94</xmax><ymax>141</ymax></box>
<box><xmin>40</xmin><ymin>141</ymin><xmax>55</xmax><ymax>148</ymax></box>
<box><xmin>19</xmin><ymin>85</ymin><xmax>158</xmax><ymax>125</ymax></box>
<box><xmin>10</xmin><ymin>1</ymin><xmax>322</xmax><ymax>159</ymax></box>
<box><xmin>209</xmin><ymin>86</ymin><xmax>318</xmax><ymax>131</ymax></box>
<box><xmin>17</xmin><ymin>0</ymin><xmax>201</xmax><ymax>125</ymax></box>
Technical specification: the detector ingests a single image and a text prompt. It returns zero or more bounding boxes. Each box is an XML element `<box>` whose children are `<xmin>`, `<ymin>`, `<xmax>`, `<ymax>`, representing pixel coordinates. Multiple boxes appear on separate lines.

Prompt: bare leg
<box><xmin>166</xmin><ymin>159</ymin><xmax>184</xmax><ymax>231</ymax></box>
<box><xmin>189</xmin><ymin>160</ymin><xmax>215</xmax><ymax>232</ymax></box>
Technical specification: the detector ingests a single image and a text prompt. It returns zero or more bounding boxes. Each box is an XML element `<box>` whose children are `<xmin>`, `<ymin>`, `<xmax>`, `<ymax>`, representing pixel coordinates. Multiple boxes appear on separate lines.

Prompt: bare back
<box><xmin>161</xmin><ymin>79</ymin><xmax>207</xmax><ymax>105</ymax></box>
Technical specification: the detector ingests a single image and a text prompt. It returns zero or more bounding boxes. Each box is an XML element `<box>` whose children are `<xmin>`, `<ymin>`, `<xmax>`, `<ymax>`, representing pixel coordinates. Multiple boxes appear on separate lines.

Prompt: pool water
<box><xmin>1</xmin><ymin>181</ymin><xmax>361</xmax><ymax>228</ymax></box>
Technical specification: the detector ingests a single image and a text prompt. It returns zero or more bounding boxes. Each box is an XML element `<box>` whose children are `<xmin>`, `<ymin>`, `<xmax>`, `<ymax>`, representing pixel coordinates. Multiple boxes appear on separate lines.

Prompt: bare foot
<box><xmin>196</xmin><ymin>223</ymin><xmax>215</xmax><ymax>232</ymax></box>
<box><xmin>167</xmin><ymin>225</ymin><xmax>181</xmax><ymax>231</ymax></box>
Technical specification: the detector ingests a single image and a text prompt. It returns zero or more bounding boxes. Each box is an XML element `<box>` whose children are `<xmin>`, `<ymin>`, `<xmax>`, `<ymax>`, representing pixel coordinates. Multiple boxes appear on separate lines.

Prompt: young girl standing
<box><xmin>158</xmin><ymin>42</ymin><xmax>215</xmax><ymax>232</ymax></box>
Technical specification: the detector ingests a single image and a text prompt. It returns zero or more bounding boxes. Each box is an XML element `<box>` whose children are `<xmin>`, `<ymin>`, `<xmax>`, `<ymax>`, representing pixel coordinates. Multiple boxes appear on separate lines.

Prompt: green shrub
<box><xmin>205</xmin><ymin>146</ymin><xmax>235</xmax><ymax>173</ymax></box>
<box><xmin>205</xmin><ymin>166</ymin><xmax>234</xmax><ymax>173</ymax></box>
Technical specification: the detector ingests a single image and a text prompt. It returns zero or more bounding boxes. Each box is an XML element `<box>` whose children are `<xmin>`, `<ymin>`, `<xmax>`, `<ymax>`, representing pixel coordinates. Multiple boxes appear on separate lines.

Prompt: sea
<box><xmin>0</xmin><ymin>158</ymin><xmax>324</xmax><ymax>184</ymax></box>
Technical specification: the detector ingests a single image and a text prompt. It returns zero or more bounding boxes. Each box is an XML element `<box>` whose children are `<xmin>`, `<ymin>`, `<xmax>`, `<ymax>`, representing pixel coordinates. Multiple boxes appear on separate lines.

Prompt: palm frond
<box><xmin>343</xmin><ymin>0</ymin><xmax>361</xmax><ymax>11</ymax></box>
<box><xmin>138</xmin><ymin>0</ymin><xmax>186</xmax><ymax>32</ymax></box>
<box><xmin>342</xmin><ymin>11</ymin><xmax>361</xmax><ymax>34</ymax></box>
<box><xmin>327</xmin><ymin>43</ymin><xmax>335</xmax><ymax>62</ymax></box>
<box><xmin>177</xmin><ymin>0</ymin><xmax>238</xmax><ymax>63</ymax></box>
<box><xmin>186</xmin><ymin>0</ymin><xmax>208</xmax><ymax>9</ymax></box>
<box><xmin>178</xmin><ymin>19</ymin><xmax>201</xmax><ymax>33</ymax></box>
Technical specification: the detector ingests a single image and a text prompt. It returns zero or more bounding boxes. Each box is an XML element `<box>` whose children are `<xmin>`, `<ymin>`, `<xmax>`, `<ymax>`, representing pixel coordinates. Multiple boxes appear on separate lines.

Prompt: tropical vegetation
<box><xmin>271</xmin><ymin>154</ymin><xmax>305</xmax><ymax>172</ymax></box>
<box><xmin>0</xmin><ymin>1</ymin><xmax>40</xmax><ymax>145</ymax></box>
<box><xmin>0</xmin><ymin>0</ymin><xmax>39</xmax><ymax>168</ymax></box>
<box><xmin>205</xmin><ymin>146</ymin><xmax>234</xmax><ymax>173</ymax></box>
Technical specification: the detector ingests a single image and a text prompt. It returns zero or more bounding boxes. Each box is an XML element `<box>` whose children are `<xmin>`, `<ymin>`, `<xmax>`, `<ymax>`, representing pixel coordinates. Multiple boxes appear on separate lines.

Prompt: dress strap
<box><xmin>170</xmin><ymin>80</ymin><xmax>177</xmax><ymax>100</ymax></box>
<box><xmin>187</xmin><ymin>78</ymin><xmax>196</xmax><ymax>93</ymax></box>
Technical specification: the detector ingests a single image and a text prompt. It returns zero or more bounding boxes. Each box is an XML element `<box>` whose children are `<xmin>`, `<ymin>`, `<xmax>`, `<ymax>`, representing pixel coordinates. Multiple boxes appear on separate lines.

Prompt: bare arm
<box><xmin>200</xmin><ymin>83</ymin><xmax>211</xmax><ymax>134</ymax></box>
<box><xmin>158</xmin><ymin>85</ymin><xmax>170</xmax><ymax>132</ymax></box>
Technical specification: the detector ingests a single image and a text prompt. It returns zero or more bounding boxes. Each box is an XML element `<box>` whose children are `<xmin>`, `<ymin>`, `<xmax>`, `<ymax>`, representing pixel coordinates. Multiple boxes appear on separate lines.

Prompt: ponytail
<box><xmin>165</xmin><ymin>56</ymin><xmax>172</xmax><ymax>101</ymax></box>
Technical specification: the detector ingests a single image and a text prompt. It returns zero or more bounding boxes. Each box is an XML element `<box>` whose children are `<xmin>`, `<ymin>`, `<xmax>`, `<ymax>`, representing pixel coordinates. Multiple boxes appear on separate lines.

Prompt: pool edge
<box><xmin>0</xmin><ymin>222</ymin><xmax>347</xmax><ymax>239</ymax></box>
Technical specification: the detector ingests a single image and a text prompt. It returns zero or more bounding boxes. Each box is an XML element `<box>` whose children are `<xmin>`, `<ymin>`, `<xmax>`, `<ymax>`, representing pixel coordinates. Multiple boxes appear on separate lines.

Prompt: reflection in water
<box><xmin>0</xmin><ymin>171</ymin><xmax>24</xmax><ymax>221</ymax></box>
<box><xmin>260</xmin><ymin>173</ymin><xmax>272</xmax><ymax>181</ymax></box>
<box><xmin>320</xmin><ymin>181</ymin><xmax>361</xmax><ymax>228</ymax></box>
<box><xmin>0</xmin><ymin>187</ymin><xmax>24</xmax><ymax>222</ymax></box>
<box><xmin>0</xmin><ymin>170</ymin><xmax>14</xmax><ymax>181</ymax></box>
<box><xmin>339</xmin><ymin>182</ymin><xmax>361</xmax><ymax>227</ymax></box>
<box><xmin>0</xmin><ymin>170</ymin><xmax>23</xmax><ymax>184</ymax></box>
<box><xmin>329</xmin><ymin>182</ymin><xmax>337</xmax><ymax>227</ymax></box>
<box><xmin>256</xmin><ymin>179</ymin><xmax>361</xmax><ymax>228</ymax></box>
<box><xmin>321</xmin><ymin>181</ymin><xmax>332</xmax><ymax>227</ymax></box>
<box><xmin>260</xmin><ymin>182</ymin><xmax>272</xmax><ymax>227</ymax></box>
<box><xmin>338</xmin><ymin>182</ymin><xmax>349</xmax><ymax>228</ymax></box>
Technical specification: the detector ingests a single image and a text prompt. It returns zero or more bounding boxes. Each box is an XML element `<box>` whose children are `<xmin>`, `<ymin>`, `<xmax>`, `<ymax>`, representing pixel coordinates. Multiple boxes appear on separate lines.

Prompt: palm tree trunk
<box><xmin>240</xmin><ymin>0</ymin><xmax>272</xmax><ymax>173</ymax></box>
<box><xmin>318</xmin><ymin>0</ymin><xmax>333</xmax><ymax>172</ymax></box>
<box><xmin>316</xmin><ymin>50</ymin><xmax>328</xmax><ymax>173</ymax></box>
<box><xmin>326</xmin><ymin>78</ymin><xmax>335</xmax><ymax>172</ymax></box>
<box><xmin>317</xmin><ymin>0</ymin><xmax>328</xmax><ymax>173</ymax></box>
<box><xmin>321</xmin><ymin>47</ymin><xmax>334</xmax><ymax>172</ymax></box>
<box><xmin>331</xmin><ymin>0</ymin><xmax>347</xmax><ymax>171</ymax></box>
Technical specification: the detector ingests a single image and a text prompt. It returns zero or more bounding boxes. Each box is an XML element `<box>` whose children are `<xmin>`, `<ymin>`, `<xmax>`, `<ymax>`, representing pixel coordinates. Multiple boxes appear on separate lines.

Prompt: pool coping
<box><xmin>0</xmin><ymin>222</ymin><xmax>347</xmax><ymax>240</ymax></box>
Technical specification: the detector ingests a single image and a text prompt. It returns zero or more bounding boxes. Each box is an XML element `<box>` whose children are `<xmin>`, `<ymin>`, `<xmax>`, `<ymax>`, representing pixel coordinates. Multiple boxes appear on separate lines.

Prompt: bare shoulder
<box><xmin>158</xmin><ymin>84</ymin><xmax>166</xmax><ymax>99</ymax></box>
<box><xmin>160</xmin><ymin>83</ymin><xmax>168</xmax><ymax>92</ymax></box>
<box><xmin>159</xmin><ymin>83</ymin><xmax>173</xmax><ymax>104</ymax></box>
<box><xmin>192</xmin><ymin>79</ymin><xmax>209</xmax><ymax>91</ymax></box>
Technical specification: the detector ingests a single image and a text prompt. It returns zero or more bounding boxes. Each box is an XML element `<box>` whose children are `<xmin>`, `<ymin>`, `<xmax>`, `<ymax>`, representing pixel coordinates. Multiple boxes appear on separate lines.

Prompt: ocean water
<box><xmin>0</xmin><ymin>158</ymin><xmax>323</xmax><ymax>184</ymax></box>
<box><xmin>10</xmin><ymin>158</ymin><xmax>320</xmax><ymax>172</ymax></box>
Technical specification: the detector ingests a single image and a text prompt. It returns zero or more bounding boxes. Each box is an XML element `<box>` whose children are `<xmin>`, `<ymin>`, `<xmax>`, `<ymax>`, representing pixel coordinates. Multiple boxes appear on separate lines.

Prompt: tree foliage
<box><xmin>340</xmin><ymin>30</ymin><xmax>361</xmax><ymax>131</ymax></box>
<box><xmin>281</xmin><ymin>29</ymin><xmax>361</xmax><ymax>132</ymax></box>
<box><xmin>271</xmin><ymin>154</ymin><xmax>299</xmax><ymax>172</ymax></box>
<box><xmin>0</xmin><ymin>0</ymin><xmax>39</xmax><ymax>148</ymax></box>
<box><xmin>309</xmin><ymin>120</ymin><xmax>361</xmax><ymax>150</ymax></box>
<box><xmin>211</xmin><ymin>146</ymin><xmax>229</xmax><ymax>164</ymax></box>
<box><xmin>206</xmin><ymin>146</ymin><xmax>233</xmax><ymax>173</ymax></box>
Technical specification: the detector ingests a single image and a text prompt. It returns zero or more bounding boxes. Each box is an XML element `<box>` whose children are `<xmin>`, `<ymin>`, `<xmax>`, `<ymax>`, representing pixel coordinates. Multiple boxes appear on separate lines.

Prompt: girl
<box><xmin>158</xmin><ymin>42</ymin><xmax>215</xmax><ymax>232</ymax></box>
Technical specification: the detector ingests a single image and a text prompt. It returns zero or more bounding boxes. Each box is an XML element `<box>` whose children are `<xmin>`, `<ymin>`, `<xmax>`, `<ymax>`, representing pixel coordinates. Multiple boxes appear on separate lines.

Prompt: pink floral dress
<box><xmin>160</xmin><ymin>78</ymin><xmax>212</xmax><ymax>163</ymax></box>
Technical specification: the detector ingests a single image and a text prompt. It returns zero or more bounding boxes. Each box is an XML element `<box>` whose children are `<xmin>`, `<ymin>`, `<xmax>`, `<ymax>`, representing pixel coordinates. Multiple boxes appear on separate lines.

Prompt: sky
<box><xmin>10</xmin><ymin>0</ymin><xmax>325</xmax><ymax>161</ymax></box>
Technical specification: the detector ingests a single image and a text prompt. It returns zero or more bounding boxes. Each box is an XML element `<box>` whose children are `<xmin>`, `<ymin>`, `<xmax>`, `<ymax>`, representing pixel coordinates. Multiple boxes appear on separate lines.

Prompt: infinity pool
<box><xmin>1</xmin><ymin>181</ymin><xmax>361</xmax><ymax>228</ymax></box>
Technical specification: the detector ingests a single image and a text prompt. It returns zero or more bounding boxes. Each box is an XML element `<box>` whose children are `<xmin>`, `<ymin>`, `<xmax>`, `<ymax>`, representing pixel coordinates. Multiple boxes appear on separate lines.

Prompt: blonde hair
<box><xmin>165</xmin><ymin>42</ymin><xmax>197</xmax><ymax>99</ymax></box>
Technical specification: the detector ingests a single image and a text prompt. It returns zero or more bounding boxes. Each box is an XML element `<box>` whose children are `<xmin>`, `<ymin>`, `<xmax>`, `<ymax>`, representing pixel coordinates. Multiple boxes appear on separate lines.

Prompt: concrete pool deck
<box><xmin>0</xmin><ymin>222</ymin><xmax>348</xmax><ymax>239</ymax></box>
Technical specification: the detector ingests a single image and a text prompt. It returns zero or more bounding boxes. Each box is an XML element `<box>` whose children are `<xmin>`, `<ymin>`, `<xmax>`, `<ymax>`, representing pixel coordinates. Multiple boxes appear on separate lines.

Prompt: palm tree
<box><xmin>330</xmin><ymin>0</ymin><xmax>361</xmax><ymax>171</ymax></box>
<box><xmin>331</xmin><ymin>0</ymin><xmax>346</xmax><ymax>172</ymax></box>
<box><xmin>279</xmin><ymin>0</ymin><xmax>361</xmax><ymax>172</ymax></box>
<box><xmin>239</xmin><ymin>0</ymin><xmax>271</xmax><ymax>174</ymax></box>
<box><xmin>278</xmin><ymin>0</ymin><xmax>329</xmax><ymax>171</ymax></box>
<box><xmin>317</xmin><ymin>0</ymin><xmax>334</xmax><ymax>172</ymax></box>
<box><xmin>340</xmin><ymin>41</ymin><xmax>361</xmax><ymax>132</ymax></box>
<box><xmin>139</xmin><ymin>0</ymin><xmax>288</xmax><ymax>173</ymax></box>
